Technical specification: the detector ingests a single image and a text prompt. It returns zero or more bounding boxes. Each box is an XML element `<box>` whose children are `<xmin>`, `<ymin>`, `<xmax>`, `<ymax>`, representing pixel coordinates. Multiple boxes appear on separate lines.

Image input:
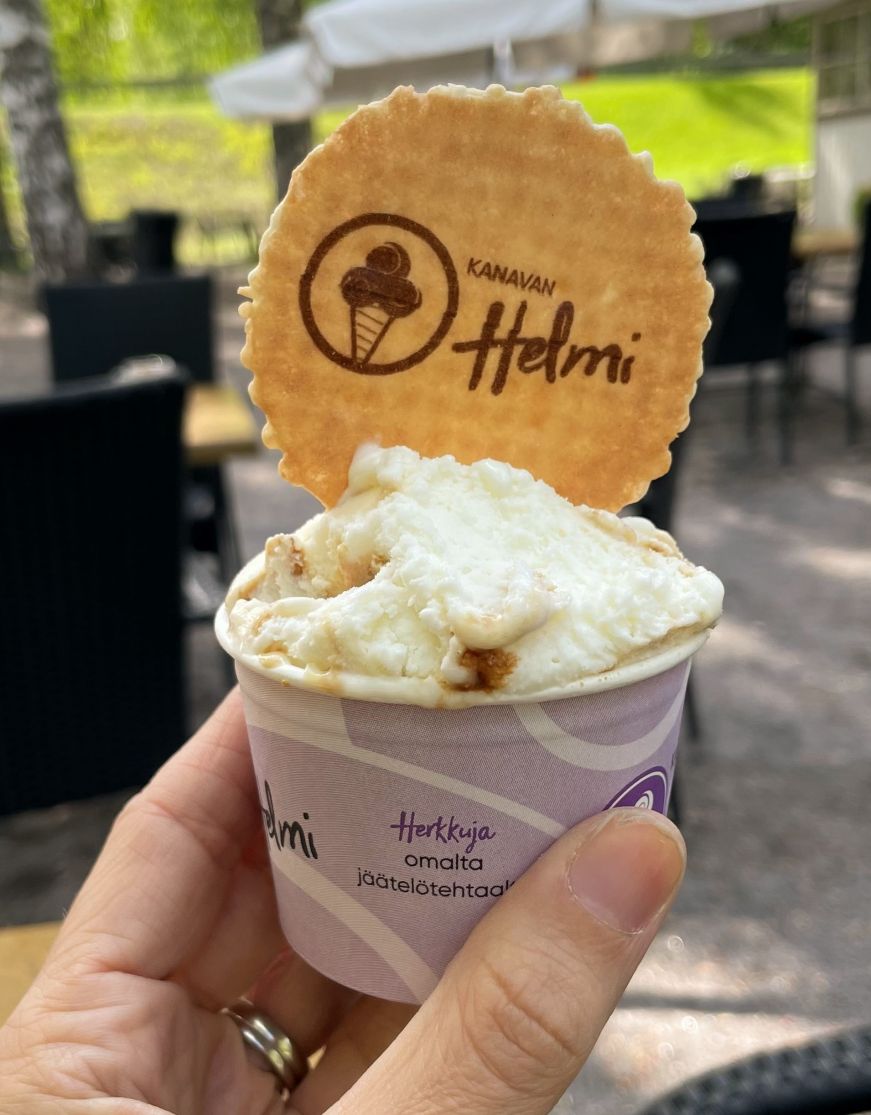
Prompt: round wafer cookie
<box><xmin>242</xmin><ymin>84</ymin><xmax>711</xmax><ymax>510</ymax></box>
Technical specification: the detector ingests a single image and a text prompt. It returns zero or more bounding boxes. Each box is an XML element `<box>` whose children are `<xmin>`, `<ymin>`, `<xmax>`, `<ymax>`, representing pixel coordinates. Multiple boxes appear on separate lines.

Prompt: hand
<box><xmin>0</xmin><ymin>690</ymin><xmax>685</xmax><ymax>1115</ymax></box>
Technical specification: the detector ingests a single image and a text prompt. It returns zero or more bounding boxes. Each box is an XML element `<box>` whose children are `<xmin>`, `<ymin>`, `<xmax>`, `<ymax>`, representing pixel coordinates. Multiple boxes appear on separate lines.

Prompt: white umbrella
<box><xmin>304</xmin><ymin>0</ymin><xmax>588</xmax><ymax>69</ymax></box>
<box><xmin>210</xmin><ymin>39</ymin><xmax>576</xmax><ymax>119</ymax></box>
<box><xmin>210</xmin><ymin>0</ymin><xmax>835</xmax><ymax>121</ymax></box>
<box><xmin>210</xmin><ymin>42</ymin><xmax>326</xmax><ymax>119</ymax></box>
<box><xmin>305</xmin><ymin>0</ymin><xmax>826</xmax><ymax>68</ymax></box>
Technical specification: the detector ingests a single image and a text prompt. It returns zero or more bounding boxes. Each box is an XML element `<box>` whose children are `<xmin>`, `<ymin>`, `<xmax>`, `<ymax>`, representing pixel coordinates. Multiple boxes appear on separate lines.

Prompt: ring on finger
<box><xmin>223</xmin><ymin>999</ymin><xmax>309</xmax><ymax>1092</ymax></box>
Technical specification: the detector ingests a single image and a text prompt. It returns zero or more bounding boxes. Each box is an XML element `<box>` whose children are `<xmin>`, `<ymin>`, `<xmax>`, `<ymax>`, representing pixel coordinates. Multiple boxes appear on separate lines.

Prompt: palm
<box><xmin>54</xmin><ymin>973</ymin><xmax>274</xmax><ymax>1115</ymax></box>
<box><xmin>66</xmin><ymin>967</ymin><xmax>413</xmax><ymax>1114</ymax></box>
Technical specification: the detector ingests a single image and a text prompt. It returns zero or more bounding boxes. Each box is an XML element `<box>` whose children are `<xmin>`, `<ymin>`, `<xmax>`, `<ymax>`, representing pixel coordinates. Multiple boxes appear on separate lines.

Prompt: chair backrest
<box><xmin>703</xmin><ymin>258</ymin><xmax>742</xmax><ymax>367</ymax></box>
<box><xmin>638</xmin><ymin>1025</ymin><xmax>871</xmax><ymax>1115</ymax></box>
<box><xmin>131</xmin><ymin>209</ymin><xmax>179</xmax><ymax>274</ymax></box>
<box><xmin>692</xmin><ymin>208</ymin><xmax>796</xmax><ymax>366</ymax></box>
<box><xmin>692</xmin><ymin>197</ymin><xmax>780</xmax><ymax>222</ymax></box>
<box><xmin>43</xmin><ymin>274</ymin><xmax>214</xmax><ymax>384</ymax></box>
<box><xmin>638</xmin><ymin>259</ymin><xmax>741</xmax><ymax>532</ymax></box>
<box><xmin>0</xmin><ymin>373</ymin><xmax>187</xmax><ymax>815</ymax></box>
<box><xmin>851</xmin><ymin>198</ymin><xmax>871</xmax><ymax>347</ymax></box>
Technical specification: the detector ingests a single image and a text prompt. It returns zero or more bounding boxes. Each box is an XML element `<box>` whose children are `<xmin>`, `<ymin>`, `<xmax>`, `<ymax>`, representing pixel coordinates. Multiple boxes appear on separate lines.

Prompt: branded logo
<box><xmin>300</xmin><ymin>212</ymin><xmax>643</xmax><ymax>395</ymax></box>
<box><xmin>299</xmin><ymin>213</ymin><xmax>459</xmax><ymax>375</ymax></box>
<box><xmin>260</xmin><ymin>779</ymin><xmax>318</xmax><ymax>860</ymax></box>
<box><xmin>606</xmin><ymin>768</ymin><xmax>669</xmax><ymax>814</ymax></box>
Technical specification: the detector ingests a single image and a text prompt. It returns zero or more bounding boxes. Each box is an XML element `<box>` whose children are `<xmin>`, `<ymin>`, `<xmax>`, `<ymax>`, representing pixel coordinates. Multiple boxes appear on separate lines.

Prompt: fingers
<box><xmin>215</xmin><ymin>951</ymin><xmax>378</xmax><ymax>1115</ymax></box>
<box><xmin>334</xmin><ymin>809</ymin><xmax>685</xmax><ymax>1115</ymax></box>
<box><xmin>291</xmin><ymin>997</ymin><xmax>416</xmax><ymax>1115</ymax></box>
<box><xmin>247</xmin><ymin>948</ymin><xmax>359</xmax><ymax>1058</ymax></box>
<box><xmin>52</xmin><ymin>689</ymin><xmax>263</xmax><ymax>981</ymax></box>
<box><xmin>170</xmin><ymin>831</ymin><xmax>287</xmax><ymax>1009</ymax></box>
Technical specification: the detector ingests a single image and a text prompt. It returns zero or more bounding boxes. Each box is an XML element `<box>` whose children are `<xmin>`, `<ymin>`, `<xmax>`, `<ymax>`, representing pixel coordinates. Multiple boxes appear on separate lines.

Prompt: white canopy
<box><xmin>210</xmin><ymin>39</ymin><xmax>577</xmax><ymax>118</ymax></box>
<box><xmin>306</xmin><ymin>0</ymin><xmax>828</xmax><ymax>68</ymax></box>
<box><xmin>210</xmin><ymin>0</ymin><xmax>835</xmax><ymax>121</ymax></box>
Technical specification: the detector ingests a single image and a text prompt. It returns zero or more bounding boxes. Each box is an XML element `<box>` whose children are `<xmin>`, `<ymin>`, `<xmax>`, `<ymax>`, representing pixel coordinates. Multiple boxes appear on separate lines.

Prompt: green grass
<box><xmin>561</xmin><ymin>69</ymin><xmax>814</xmax><ymax>197</ymax></box>
<box><xmin>1</xmin><ymin>70</ymin><xmax>814</xmax><ymax>262</ymax></box>
<box><xmin>66</xmin><ymin>98</ymin><xmax>275</xmax><ymax>222</ymax></box>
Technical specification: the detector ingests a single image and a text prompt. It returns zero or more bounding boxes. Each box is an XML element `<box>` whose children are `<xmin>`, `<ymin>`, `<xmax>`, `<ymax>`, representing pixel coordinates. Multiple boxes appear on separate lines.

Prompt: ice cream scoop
<box><xmin>340</xmin><ymin>243</ymin><xmax>422</xmax><ymax>366</ymax></box>
<box><xmin>223</xmin><ymin>444</ymin><xmax>723</xmax><ymax>706</ymax></box>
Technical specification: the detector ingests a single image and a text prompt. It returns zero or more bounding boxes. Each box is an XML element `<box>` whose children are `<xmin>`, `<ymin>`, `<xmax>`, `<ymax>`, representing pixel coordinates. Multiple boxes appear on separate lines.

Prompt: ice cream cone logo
<box><xmin>340</xmin><ymin>243</ymin><xmax>422</xmax><ymax>368</ymax></box>
<box><xmin>299</xmin><ymin>213</ymin><xmax>459</xmax><ymax>376</ymax></box>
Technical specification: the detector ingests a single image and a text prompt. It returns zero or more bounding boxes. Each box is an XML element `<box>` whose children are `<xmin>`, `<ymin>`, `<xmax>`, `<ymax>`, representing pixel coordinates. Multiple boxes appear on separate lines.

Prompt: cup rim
<box><xmin>215</xmin><ymin>567</ymin><xmax>709</xmax><ymax>708</ymax></box>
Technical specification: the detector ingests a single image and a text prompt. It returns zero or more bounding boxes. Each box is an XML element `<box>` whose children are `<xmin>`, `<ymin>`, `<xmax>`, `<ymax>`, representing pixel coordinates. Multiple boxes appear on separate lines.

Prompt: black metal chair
<box><xmin>638</xmin><ymin>1026</ymin><xmax>871</xmax><ymax>1115</ymax></box>
<box><xmin>793</xmin><ymin>198</ymin><xmax>871</xmax><ymax>442</ymax></box>
<box><xmin>42</xmin><ymin>274</ymin><xmax>240</xmax><ymax>589</ymax></box>
<box><xmin>131</xmin><ymin>209</ymin><xmax>179</xmax><ymax>274</ymax></box>
<box><xmin>640</xmin><ymin>258</ymin><xmax>741</xmax><ymax>537</ymax></box>
<box><xmin>640</xmin><ymin>260</ymin><xmax>740</xmax><ymax>827</ymax></box>
<box><xmin>641</xmin><ymin>258</ymin><xmax>739</xmax><ymax>740</ymax></box>
<box><xmin>0</xmin><ymin>373</ymin><xmax>188</xmax><ymax>816</ymax></box>
<box><xmin>43</xmin><ymin>274</ymin><xmax>213</xmax><ymax>385</ymax></box>
<box><xmin>691</xmin><ymin>208</ymin><xmax>797</xmax><ymax>462</ymax></box>
<box><xmin>692</xmin><ymin>198</ymin><xmax>788</xmax><ymax>222</ymax></box>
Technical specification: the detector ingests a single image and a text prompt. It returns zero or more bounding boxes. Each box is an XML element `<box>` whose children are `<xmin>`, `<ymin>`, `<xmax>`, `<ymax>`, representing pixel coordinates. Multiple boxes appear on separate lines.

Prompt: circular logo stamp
<box><xmin>299</xmin><ymin>213</ymin><xmax>459</xmax><ymax>376</ymax></box>
<box><xmin>606</xmin><ymin>768</ymin><xmax>669</xmax><ymax>814</ymax></box>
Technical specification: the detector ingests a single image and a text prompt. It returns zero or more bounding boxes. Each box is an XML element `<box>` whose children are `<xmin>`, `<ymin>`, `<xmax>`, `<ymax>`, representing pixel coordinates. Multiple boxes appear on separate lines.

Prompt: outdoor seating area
<box><xmin>0</xmin><ymin>0</ymin><xmax>870</xmax><ymax>1112</ymax></box>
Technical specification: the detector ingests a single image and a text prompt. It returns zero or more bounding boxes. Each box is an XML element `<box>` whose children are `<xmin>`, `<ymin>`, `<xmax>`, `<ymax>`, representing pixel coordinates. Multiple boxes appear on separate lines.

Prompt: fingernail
<box><xmin>567</xmin><ymin>811</ymin><xmax>686</xmax><ymax>935</ymax></box>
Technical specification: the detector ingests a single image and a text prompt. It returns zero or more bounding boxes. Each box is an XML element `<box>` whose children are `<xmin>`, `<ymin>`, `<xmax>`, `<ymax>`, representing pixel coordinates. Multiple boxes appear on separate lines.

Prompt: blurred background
<box><xmin>1</xmin><ymin>1</ymin><xmax>870</xmax><ymax>1112</ymax></box>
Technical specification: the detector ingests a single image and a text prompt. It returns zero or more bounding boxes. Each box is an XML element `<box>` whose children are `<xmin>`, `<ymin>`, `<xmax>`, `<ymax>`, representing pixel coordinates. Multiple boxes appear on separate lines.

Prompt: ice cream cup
<box><xmin>216</xmin><ymin>598</ymin><xmax>707</xmax><ymax>1005</ymax></box>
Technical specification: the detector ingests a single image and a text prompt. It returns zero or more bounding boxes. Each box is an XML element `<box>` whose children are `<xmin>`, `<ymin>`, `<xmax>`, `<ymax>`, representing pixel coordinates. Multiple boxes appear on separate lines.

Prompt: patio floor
<box><xmin>1</xmin><ymin>270</ymin><xmax>870</xmax><ymax>1113</ymax></box>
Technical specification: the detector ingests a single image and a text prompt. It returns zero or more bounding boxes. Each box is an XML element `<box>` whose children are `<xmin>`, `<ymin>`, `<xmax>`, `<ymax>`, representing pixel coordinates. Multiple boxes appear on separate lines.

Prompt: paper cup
<box><xmin>218</xmin><ymin>607</ymin><xmax>705</xmax><ymax>1005</ymax></box>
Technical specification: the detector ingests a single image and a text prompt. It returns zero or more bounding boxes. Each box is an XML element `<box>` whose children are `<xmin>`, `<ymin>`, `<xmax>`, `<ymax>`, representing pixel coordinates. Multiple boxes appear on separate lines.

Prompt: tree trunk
<box><xmin>269</xmin><ymin>119</ymin><xmax>312</xmax><ymax>200</ymax></box>
<box><xmin>255</xmin><ymin>0</ymin><xmax>312</xmax><ymax>200</ymax></box>
<box><xmin>0</xmin><ymin>0</ymin><xmax>90</xmax><ymax>281</ymax></box>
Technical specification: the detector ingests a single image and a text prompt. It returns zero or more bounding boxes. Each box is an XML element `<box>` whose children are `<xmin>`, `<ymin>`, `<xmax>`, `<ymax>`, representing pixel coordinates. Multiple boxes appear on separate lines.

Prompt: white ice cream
<box><xmin>222</xmin><ymin>444</ymin><xmax>723</xmax><ymax>704</ymax></box>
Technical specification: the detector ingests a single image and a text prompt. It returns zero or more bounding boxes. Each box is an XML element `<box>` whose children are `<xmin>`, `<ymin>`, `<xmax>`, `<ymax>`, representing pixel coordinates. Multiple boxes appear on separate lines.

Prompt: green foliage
<box><xmin>44</xmin><ymin>0</ymin><xmax>260</xmax><ymax>85</ymax></box>
<box><xmin>855</xmin><ymin>184</ymin><xmax>871</xmax><ymax>227</ymax></box>
<box><xmin>0</xmin><ymin>131</ymin><xmax>25</xmax><ymax>251</ymax></box>
<box><xmin>128</xmin><ymin>0</ymin><xmax>259</xmax><ymax>77</ymax></box>
<box><xmin>44</xmin><ymin>0</ymin><xmax>124</xmax><ymax>84</ymax></box>
<box><xmin>729</xmin><ymin>15</ymin><xmax>812</xmax><ymax>55</ymax></box>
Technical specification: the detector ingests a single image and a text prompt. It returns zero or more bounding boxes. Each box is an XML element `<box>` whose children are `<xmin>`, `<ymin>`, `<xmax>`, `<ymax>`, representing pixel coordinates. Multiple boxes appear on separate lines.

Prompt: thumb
<box><xmin>335</xmin><ymin>808</ymin><xmax>685</xmax><ymax>1115</ymax></box>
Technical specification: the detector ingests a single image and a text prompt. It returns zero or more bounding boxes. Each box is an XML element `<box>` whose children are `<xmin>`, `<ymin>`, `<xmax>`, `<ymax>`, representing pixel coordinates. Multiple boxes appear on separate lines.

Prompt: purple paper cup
<box><xmin>217</xmin><ymin>605</ymin><xmax>706</xmax><ymax>1004</ymax></box>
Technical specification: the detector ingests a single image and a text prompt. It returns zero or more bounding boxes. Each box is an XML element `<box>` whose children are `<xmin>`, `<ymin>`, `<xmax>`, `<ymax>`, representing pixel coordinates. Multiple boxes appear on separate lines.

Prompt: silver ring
<box><xmin>223</xmin><ymin>1000</ymin><xmax>309</xmax><ymax>1091</ymax></box>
